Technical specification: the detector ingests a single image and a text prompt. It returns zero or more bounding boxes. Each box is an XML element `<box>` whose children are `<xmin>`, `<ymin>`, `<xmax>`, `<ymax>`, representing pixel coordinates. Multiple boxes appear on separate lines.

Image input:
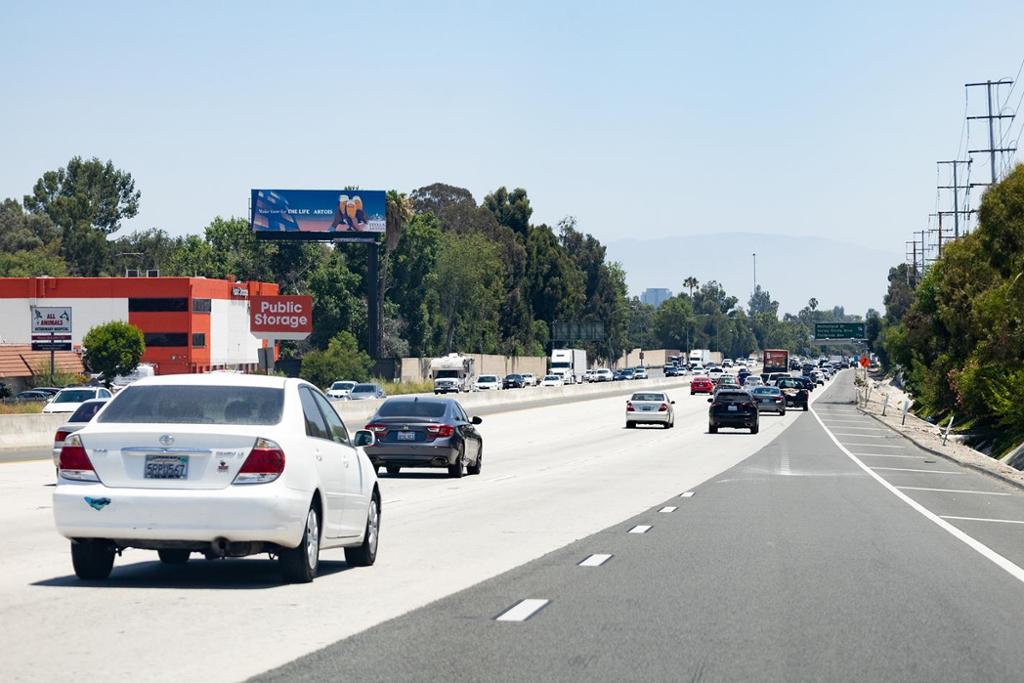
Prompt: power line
<box><xmin>966</xmin><ymin>79</ymin><xmax>1016</xmax><ymax>185</ymax></box>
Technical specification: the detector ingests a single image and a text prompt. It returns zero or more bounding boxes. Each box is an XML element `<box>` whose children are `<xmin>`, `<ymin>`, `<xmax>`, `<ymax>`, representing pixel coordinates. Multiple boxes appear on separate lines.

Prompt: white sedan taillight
<box><xmin>233</xmin><ymin>438</ymin><xmax>286</xmax><ymax>485</ymax></box>
<box><xmin>58</xmin><ymin>434</ymin><xmax>100</xmax><ymax>482</ymax></box>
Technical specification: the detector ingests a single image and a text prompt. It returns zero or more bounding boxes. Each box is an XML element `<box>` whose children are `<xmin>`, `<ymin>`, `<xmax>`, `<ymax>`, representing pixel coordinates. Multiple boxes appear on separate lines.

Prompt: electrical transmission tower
<box><xmin>966</xmin><ymin>79</ymin><xmax>1016</xmax><ymax>185</ymax></box>
<box><xmin>936</xmin><ymin>159</ymin><xmax>974</xmax><ymax>238</ymax></box>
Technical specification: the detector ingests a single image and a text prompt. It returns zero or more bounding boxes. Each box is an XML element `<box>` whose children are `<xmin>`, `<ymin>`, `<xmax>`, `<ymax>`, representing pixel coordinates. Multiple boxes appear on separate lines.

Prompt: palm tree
<box><xmin>683</xmin><ymin>276</ymin><xmax>699</xmax><ymax>298</ymax></box>
<box><xmin>808</xmin><ymin>297</ymin><xmax>819</xmax><ymax>311</ymax></box>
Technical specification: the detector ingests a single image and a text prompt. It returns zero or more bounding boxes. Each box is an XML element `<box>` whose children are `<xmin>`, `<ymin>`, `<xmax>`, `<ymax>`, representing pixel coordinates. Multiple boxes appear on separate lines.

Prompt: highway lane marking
<box><xmin>899</xmin><ymin>487</ymin><xmax>1013</xmax><ymax>496</ymax></box>
<box><xmin>871</xmin><ymin>466</ymin><xmax>964</xmax><ymax>474</ymax></box>
<box><xmin>855</xmin><ymin>453</ymin><xmax>928</xmax><ymax>459</ymax></box>
<box><xmin>628</xmin><ymin>525</ymin><xmax>652</xmax><ymax>534</ymax></box>
<box><xmin>659</xmin><ymin>506</ymin><xmax>677</xmax><ymax>513</ymax></box>
<box><xmin>940</xmin><ymin>516</ymin><xmax>1024</xmax><ymax>525</ymax></box>
<box><xmin>812</xmin><ymin>407</ymin><xmax>1024</xmax><ymax>587</ymax></box>
<box><xmin>824</xmin><ymin>419</ymin><xmax>874</xmax><ymax>424</ymax></box>
<box><xmin>487</xmin><ymin>474</ymin><xmax>516</xmax><ymax>482</ymax></box>
<box><xmin>825</xmin><ymin>426</ymin><xmax>887</xmax><ymax>431</ymax></box>
<box><xmin>496</xmin><ymin>599</ymin><xmax>550</xmax><ymax>622</ymax></box>
<box><xmin>831</xmin><ymin>433</ymin><xmax>885</xmax><ymax>438</ymax></box>
<box><xmin>780</xmin><ymin>451</ymin><xmax>791</xmax><ymax>476</ymax></box>
<box><xmin>680</xmin><ymin>491</ymin><xmax>695</xmax><ymax>498</ymax></box>
<box><xmin>844</xmin><ymin>443</ymin><xmax>904</xmax><ymax>448</ymax></box>
<box><xmin>579</xmin><ymin>553</ymin><xmax>613</xmax><ymax>567</ymax></box>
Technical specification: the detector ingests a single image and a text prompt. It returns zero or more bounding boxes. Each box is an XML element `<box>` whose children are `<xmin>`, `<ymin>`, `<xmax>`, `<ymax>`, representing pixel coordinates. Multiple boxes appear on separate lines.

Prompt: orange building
<box><xmin>0</xmin><ymin>277</ymin><xmax>279</xmax><ymax>375</ymax></box>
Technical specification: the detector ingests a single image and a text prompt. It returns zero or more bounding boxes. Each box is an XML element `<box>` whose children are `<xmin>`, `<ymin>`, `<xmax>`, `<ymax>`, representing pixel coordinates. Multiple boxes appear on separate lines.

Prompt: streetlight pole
<box><xmin>752</xmin><ymin>252</ymin><xmax>757</xmax><ymax>293</ymax></box>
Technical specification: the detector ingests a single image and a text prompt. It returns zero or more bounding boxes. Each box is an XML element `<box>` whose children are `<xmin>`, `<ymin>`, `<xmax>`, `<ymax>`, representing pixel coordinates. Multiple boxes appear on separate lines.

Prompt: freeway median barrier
<box><xmin>0</xmin><ymin>413</ymin><xmax>67</xmax><ymax>450</ymax></box>
<box><xmin>330</xmin><ymin>376</ymin><xmax>694</xmax><ymax>426</ymax></box>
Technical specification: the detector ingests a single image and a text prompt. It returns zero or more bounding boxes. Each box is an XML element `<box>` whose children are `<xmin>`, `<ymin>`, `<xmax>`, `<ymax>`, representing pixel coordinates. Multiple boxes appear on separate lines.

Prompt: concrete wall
<box><xmin>399</xmin><ymin>355</ymin><xmax>547</xmax><ymax>382</ymax></box>
<box><xmin>616</xmin><ymin>349</ymin><xmax>682</xmax><ymax>369</ymax></box>
<box><xmin>0</xmin><ymin>413</ymin><xmax>66</xmax><ymax>449</ymax></box>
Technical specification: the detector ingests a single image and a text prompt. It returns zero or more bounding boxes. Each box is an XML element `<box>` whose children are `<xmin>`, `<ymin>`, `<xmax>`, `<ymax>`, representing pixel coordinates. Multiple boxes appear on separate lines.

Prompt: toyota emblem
<box><xmin>159</xmin><ymin>435</ymin><xmax>175</xmax><ymax>446</ymax></box>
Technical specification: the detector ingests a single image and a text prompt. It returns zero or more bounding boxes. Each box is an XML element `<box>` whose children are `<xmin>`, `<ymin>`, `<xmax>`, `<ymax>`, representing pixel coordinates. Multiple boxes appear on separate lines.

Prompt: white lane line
<box><xmin>845</xmin><ymin>443</ymin><xmax>905</xmax><ymax>449</ymax></box>
<box><xmin>659</xmin><ymin>506</ymin><xmax>677</xmax><ymax>513</ymax></box>
<box><xmin>941</xmin><ymin>516</ymin><xmax>1024</xmax><ymax>525</ymax></box>
<box><xmin>899</xmin><ymin>486</ymin><xmax>1013</xmax><ymax>497</ymax></box>
<box><xmin>824</xmin><ymin>419</ymin><xmax>874</xmax><ymax>424</ymax></box>
<box><xmin>780</xmin><ymin>452</ymin><xmax>791</xmax><ymax>476</ymax></box>
<box><xmin>832</xmin><ymin>433</ymin><xmax>885</xmax><ymax>438</ymax></box>
<box><xmin>496</xmin><ymin>599</ymin><xmax>550</xmax><ymax>622</ymax></box>
<box><xmin>578</xmin><ymin>553</ymin><xmax>613</xmax><ymax>567</ymax></box>
<box><xmin>855</xmin><ymin>453</ymin><xmax>927</xmax><ymax>459</ymax></box>
<box><xmin>628</xmin><ymin>525</ymin><xmax>652</xmax><ymax>534</ymax></box>
<box><xmin>811</xmin><ymin>407</ymin><xmax>1024</xmax><ymax>586</ymax></box>
<box><xmin>826</xmin><ymin>426</ymin><xmax>887</xmax><ymax>432</ymax></box>
<box><xmin>680</xmin><ymin>491</ymin><xmax>695</xmax><ymax>498</ymax></box>
<box><xmin>487</xmin><ymin>474</ymin><xmax>515</xmax><ymax>482</ymax></box>
<box><xmin>871</xmin><ymin>466</ymin><xmax>964</xmax><ymax>474</ymax></box>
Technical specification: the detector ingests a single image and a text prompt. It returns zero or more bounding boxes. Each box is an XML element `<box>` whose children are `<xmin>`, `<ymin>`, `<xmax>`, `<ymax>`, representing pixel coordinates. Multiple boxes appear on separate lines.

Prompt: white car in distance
<box><xmin>53</xmin><ymin>374</ymin><xmax>381</xmax><ymax>583</ymax></box>
<box><xmin>540</xmin><ymin>374</ymin><xmax>564</xmax><ymax>387</ymax></box>
<box><xmin>521</xmin><ymin>373</ymin><xmax>538</xmax><ymax>387</ymax></box>
<box><xmin>626</xmin><ymin>391</ymin><xmax>675</xmax><ymax>429</ymax></box>
<box><xmin>593</xmin><ymin>368</ymin><xmax>614</xmax><ymax>382</ymax></box>
<box><xmin>326</xmin><ymin>380</ymin><xmax>357</xmax><ymax>399</ymax></box>
<box><xmin>474</xmin><ymin>375</ymin><xmax>502</xmax><ymax>391</ymax></box>
<box><xmin>42</xmin><ymin>387</ymin><xmax>113</xmax><ymax>414</ymax></box>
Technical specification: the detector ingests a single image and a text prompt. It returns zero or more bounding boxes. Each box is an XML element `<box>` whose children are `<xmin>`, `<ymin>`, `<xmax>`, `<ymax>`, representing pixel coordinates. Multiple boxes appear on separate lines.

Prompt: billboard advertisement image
<box><xmin>251</xmin><ymin>189</ymin><xmax>386</xmax><ymax>239</ymax></box>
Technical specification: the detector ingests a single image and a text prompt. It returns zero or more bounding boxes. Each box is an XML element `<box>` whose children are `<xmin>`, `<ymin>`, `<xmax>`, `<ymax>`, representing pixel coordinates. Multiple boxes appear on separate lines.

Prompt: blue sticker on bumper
<box><xmin>84</xmin><ymin>497</ymin><xmax>111</xmax><ymax>511</ymax></box>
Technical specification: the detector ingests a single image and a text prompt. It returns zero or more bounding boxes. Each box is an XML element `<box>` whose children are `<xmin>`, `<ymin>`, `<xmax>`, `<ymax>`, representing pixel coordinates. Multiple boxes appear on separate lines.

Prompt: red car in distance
<box><xmin>690</xmin><ymin>376</ymin><xmax>714</xmax><ymax>395</ymax></box>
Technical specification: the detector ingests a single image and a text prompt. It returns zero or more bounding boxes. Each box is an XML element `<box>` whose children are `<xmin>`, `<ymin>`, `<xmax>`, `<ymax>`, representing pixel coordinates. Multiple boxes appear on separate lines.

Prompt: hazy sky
<box><xmin>3</xmin><ymin>1</ymin><xmax>1024</xmax><ymax>269</ymax></box>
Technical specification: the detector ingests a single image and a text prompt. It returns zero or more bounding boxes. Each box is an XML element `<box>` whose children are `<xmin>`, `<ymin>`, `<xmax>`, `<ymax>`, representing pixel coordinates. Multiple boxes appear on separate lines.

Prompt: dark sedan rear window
<box><xmin>377</xmin><ymin>400</ymin><xmax>448</xmax><ymax>418</ymax></box>
<box><xmin>715</xmin><ymin>392</ymin><xmax>750</xmax><ymax>404</ymax></box>
<box><xmin>98</xmin><ymin>386</ymin><xmax>284</xmax><ymax>425</ymax></box>
<box><xmin>777</xmin><ymin>379</ymin><xmax>804</xmax><ymax>389</ymax></box>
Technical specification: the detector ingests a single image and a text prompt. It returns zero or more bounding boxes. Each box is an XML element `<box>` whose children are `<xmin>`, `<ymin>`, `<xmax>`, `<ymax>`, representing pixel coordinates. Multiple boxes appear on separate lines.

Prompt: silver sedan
<box><xmin>625</xmin><ymin>392</ymin><xmax>675</xmax><ymax>429</ymax></box>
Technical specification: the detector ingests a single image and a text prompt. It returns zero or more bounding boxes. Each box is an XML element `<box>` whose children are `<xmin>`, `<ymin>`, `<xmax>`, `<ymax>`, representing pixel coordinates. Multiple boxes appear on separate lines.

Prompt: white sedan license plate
<box><xmin>144</xmin><ymin>455</ymin><xmax>189</xmax><ymax>479</ymax></box>
<box><xmin>728</xmin><ymin>405</ymin><xmax>738</xmax><ymax>412</ymax></box>
<box><xmin>397</xmin><ymin>431</ymin><xmax>416</xmax><ymax>441</ymax></box>
<box><xmin>640</xmin><ymin>405</ymin><xmax>654</xmax><ymax>411</ymax></box>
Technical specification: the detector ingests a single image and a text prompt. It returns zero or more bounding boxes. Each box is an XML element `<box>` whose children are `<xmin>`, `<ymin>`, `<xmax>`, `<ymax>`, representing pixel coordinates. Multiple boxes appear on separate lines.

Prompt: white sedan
<box><xmin>521</xmin><ymin>373</ymin><xmax>538</xmax><ymax>387</ymax></box>
<box><xmin>474</xmin><ymin>375</ymin><xmax>502</xmax><ymax>391</ymax></box>
<box><xmin>42</xmin><ymin>386</ymin><xmax>113</xmax><ymax>414</ymax></box>
<box><xmin>625</xmin><ymin>391</ymin><xmax>675</xmax><ymax>428</ymax></box>
<box><xmin>540</xmin><ymin>374</ymin><xmax>564</xmax><ymax>387</ymax></box>
<box><xmin>326</xmin><ymin>380</ymin><xmax>357</xmax><ymax>399</ymax></box>
<box><xmin>53</xmin><ymin>374</ymin><xmax>381</xmax><ymax>583</ymax></box>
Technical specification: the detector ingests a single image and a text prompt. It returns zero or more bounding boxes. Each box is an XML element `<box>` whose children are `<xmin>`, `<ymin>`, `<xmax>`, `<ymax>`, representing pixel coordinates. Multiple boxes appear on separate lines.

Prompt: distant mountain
<box><xmin>606</xmin><ymin>232</ymin><xmax>901</xmax><ymax>316</ymax></box>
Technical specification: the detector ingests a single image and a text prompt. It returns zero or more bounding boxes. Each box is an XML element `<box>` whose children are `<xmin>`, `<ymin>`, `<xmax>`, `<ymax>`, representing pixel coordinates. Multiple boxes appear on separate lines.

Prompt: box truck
<box><xmin>550</xmin><ymin>349</ymin><xmax>587</xmax><ymax>384</ymax></box>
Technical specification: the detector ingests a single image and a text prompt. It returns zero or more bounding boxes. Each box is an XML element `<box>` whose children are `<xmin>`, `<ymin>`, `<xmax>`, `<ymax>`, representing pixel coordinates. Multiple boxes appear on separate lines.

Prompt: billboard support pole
<box><xmin>50</xmin><ymin>332</ymin><xmax>55</xmax><ymax>377</ymax></box>
<box><xmin>367</xmin><ymin>241</ymin><xmax>381</xmax><ymax>360</ymax></box>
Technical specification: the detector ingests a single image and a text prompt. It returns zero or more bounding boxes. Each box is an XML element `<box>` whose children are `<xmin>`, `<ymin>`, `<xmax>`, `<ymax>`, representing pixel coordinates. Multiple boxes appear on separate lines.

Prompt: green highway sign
<box><xmin>814</xmin><ymin>322</ymin><xmax>866</xmax><ymax>340</ymax></box>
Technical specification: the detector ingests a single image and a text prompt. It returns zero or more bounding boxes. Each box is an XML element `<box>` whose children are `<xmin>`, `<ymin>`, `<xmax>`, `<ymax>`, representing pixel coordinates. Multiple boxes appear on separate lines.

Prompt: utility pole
<box><xmin>937</xmin><ymin>160</ymin><xmax>973</xmax><ymax>238</ymax></box>
<box><xmin>966</xmin><ymin>79</ymin><xmax>1016</xmax><ymax>185</ymax></box>
<box><xmin>906</xmin><ymin>240</ymin><xmax>918</xmax><ymax>286</ymax></box>
<box><xmin>752</xmin><ymin>253</ymin><xmax>757</xmax><ymax>293</ymax></box>
<box><xmin>928</xmin><ymin>212</ymin><xmax>947</xmax><ymax>257</ymax></box>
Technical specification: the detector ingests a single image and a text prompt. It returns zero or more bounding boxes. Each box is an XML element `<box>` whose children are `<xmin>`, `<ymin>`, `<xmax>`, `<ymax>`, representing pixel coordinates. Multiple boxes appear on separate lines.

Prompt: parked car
<box><xmin>474</xmin><ymin>375</ymin><xmax>502</xmax><ymax>391</ymax></box>
<box><xmin>53</xmin><ymin>374</ymin><xmax>381</xmax><ymax>582</ymax></box>
<box><xmin>708</xmin><ymin>389</ymin><xmax>760</xmax><ymax>434</ymax></box>
<box><xmin>690</xmin><ymin>376</ymin><xmax>714</xmax><ymax>395</ymax></box>
<box><xmin>775</xmin><ymin>377</ymin><xmax>810</xmax><ymax>411</ymax></box>
<box><xmin>521</xmin><ymin>373</ymin><xmax>538</xmax><ymax>387</ymax></box>
<box><xmin>42</xmin><ymin>387</ymin><xmax>113</xmax><ymax>414</ymax></box>
<box><xmin>13</xmin><ymin>390</ymin><xmax>51</xmax><ymax>402</ymax></box>
<box><xmin>750</xmin><ymin>386</ymin><xmax>786</xmax><ymax>415</ymax></box>
<box><xmin>326</xmin><ymin>380</ymin><xmax>357</xmax><ymax>399</ymax></box>
<box><xmin>52</xmin><ymin>399</ymin><xmax>109</xmax><ymax>467</ymax></box>
<box><xmin>34</xmin><ymin>387</ymin><xmax>63</xmax><ymax>397</ymax></box>
<box><xmin>502</xmin><ymin>374</ymin><xmax>526</xmax><ymax>389</ymax></box>
<box><xmin>594</xmin><ymin>368</ymin><xmax>614</xmax><ymax>382</ymax></box>
<box><xmin>364</xmin><ymin>397</ymin><xmax>483</xmax><ymax>477</ymax></box>
<box><xmin>540</xmin><ymin>374</ymin><xmax>564</xmax><ymax>387</ymax></box>
<box><xmin>633</xmin><ymin>367</ymin><xmax>649</xmax><ymax>380</ymax></box>
<box><xmin>348</xmin><ymin>383</ymin><xmax>386</xmax><ymax>400</ymax></box>
<box><xmin>626</xmin><ymin>392</ymin><xmax>675</xmax><ymax>429</ymax></box>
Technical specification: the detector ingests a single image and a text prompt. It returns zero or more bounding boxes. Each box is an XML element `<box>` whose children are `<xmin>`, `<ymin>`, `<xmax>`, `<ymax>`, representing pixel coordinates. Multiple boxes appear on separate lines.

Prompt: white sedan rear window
<box><xmin>98</xmin><ymin>386</ymin><xmax>284</xmax><ymax>425</ymax></box>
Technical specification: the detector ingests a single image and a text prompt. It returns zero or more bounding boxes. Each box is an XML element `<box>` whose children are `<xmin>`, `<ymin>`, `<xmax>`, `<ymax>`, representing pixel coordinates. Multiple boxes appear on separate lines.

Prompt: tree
<box><xmin>747</xmin><ymin>285</ymin><xmax>778</xmax><ymax>316</ymax></box>
<box><xmin>482</xmin><ymin>186</ymin><xmax>533</xmax><ymax>237</ymax></box>
<box><xmin>23</xmin><ymin>157</ymin><xmax>141</xmax><ymax>276</ymax></box>
<box><xmin>653</xmin><ymin>296</ymin><xmax>695</xmax><ymax>349</ymax></box>
<box><xmin>433</xmin><ymin>231</ymin><xmax>504</xmax><ymax>353</ymax></box>
<box><xmin>808</xmin><ymin>297</ymin><xmax>819</xmax><ymax>311</ymax></box>
<box><xmin>389</xmin><ymin>213</ymin><xmax>442</xmax><ymax>356</ymax></box>
<box><xmin>82</xmin><ymin>321</ymin><xmax>145</xmax><ymax>385</ymax></box>
<box><xmin>883</xmin><ymin>263</ymin><xmax>916</xmax><ymax>325</ymax></box>
<box><xmin>683</xmin><ymin>276</ymin><xmax>699</xmax><ymax>298</ymax></box>
<box><xmin>299</xmin><ymin>331</ymin><xmax>374</xmax><ymax>388</ymax></box>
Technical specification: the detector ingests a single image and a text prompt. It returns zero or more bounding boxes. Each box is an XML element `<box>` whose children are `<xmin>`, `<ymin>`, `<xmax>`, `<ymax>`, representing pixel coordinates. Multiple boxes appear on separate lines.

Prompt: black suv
<box><xmin>708</xmin><ymin>390</ymin><xmax>759</xmax><ymax>434</ymax></box>
<box><xmin>775</xmin><ymin>377</ymin><xmax>809</xmax><ymax>411</ymax></box>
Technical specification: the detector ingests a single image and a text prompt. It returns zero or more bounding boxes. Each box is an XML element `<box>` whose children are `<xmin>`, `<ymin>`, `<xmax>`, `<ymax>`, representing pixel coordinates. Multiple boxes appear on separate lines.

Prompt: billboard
<box><xmin>31</xmin><ymin>306</ymin><xmax>72</xmax><ymax>334</ymax></box>
<box><xmin>249</xmin><ymin>295</ymin><xmax>313</xmax><ymax>340</ymax></box>
<box><xmin>251</xmin><ymin>189</ymin><xmax>386</xmax><ymax>240</ymax></box>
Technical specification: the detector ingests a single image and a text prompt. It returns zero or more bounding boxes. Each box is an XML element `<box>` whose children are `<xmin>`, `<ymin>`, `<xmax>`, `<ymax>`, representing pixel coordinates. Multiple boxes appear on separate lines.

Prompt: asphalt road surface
<box><xmin>8</xmin><ymin>371</ymin><xmax>1024</xmax><ymax>681</ymax></box>
<box><xmin>258</xmin><ymin>374</ymin><xmax>1024</xmax><ymax>682</ymax></box>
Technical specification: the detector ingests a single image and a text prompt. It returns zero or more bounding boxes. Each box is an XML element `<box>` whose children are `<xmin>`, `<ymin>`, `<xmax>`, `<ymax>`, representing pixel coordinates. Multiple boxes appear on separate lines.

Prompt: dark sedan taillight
<box><xmin>425</xmin><ymin>424</ymin><xmax>455</xmax><ymax>439</ymax></box>
<box><xmin>366</xmin><ymin>423</ymin><xmax>388</xmax><ymax>434</ymax></box>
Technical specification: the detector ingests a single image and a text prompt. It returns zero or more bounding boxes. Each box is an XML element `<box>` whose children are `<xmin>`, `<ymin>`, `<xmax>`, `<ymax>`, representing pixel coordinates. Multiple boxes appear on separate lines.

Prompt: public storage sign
<box><xmin>249</xmin><ymin>296</ymin><xmax>313</xmax><ymax>340</ymax></box>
